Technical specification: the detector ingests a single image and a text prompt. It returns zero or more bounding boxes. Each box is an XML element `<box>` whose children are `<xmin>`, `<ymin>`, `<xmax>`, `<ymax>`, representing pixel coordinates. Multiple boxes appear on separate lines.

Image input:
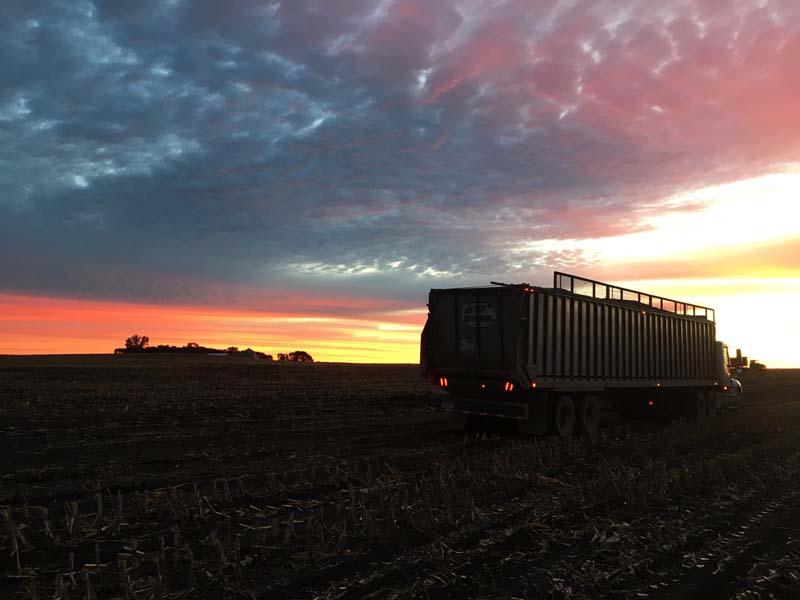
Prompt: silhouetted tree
<box><xmin>125</xmin><ymin>334</ymin><xmax>149</xmax><ymax>351</ymax></box>
<box><xmin>289</xmin><ymin>350</ymin><xmax>314</xmax><ymax>363</ymax></box>
<box><xmin>186</xmin><ymin>342</ymin><xmax>200</xmax><ymax>349</ymax></box>
<box><xmin>227</xmin><ymin>346</ymin><xmax>239</xmax><ymax>354</ymax></box>
<box><xmin>277</xmin><ymin>353</ymin><xmax>289</xmax><ymax>362</ymax></box>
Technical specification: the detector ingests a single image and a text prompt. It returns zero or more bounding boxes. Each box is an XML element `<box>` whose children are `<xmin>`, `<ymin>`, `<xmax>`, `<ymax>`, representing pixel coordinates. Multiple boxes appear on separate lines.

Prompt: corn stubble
<box><xmin>1</xmin><ymin>358</ymin><xmax>800</xmax><ymax>598</ymax></box>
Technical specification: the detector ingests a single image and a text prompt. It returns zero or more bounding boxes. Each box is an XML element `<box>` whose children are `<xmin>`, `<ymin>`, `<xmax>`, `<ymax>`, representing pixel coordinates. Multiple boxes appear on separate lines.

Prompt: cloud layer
<box><xmin>2</xmin><ymin>0</ymin><xmax>799</xmax><ymax>315</ymax></box>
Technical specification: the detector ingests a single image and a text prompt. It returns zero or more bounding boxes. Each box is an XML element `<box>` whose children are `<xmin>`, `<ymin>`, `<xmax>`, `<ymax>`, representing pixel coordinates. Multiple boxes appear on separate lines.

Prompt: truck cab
<box><xmin>716</xmin><ymin>341</ymin><xmax>743</xmax><ymax>408</ymax></box>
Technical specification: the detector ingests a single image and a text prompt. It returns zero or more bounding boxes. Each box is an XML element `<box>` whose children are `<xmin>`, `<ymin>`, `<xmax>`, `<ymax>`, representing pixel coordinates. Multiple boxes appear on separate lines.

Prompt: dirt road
<box><xmin>1</xmin><ymin>356</ymin><xmax>798</xmax><ymax>598</ymax></box>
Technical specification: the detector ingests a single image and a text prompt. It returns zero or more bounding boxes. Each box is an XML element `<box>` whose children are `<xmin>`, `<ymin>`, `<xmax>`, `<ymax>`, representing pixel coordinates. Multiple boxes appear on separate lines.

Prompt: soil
<box><xmin>1</xmin><ymin>355</ymin><xmax>799</xmax><ymax>599</ymax></box>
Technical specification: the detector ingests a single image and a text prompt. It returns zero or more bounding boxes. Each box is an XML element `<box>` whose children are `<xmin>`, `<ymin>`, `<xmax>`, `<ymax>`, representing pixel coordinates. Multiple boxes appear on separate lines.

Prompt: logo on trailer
<box><xmin>461</xmin><ymin>302</ymin><xmax>497</xmax><ymax>328</ymax></box>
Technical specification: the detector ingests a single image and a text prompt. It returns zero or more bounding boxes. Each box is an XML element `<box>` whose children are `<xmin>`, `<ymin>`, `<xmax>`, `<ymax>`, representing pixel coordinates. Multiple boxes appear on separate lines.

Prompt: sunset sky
<box><xmin>1</xmin><ymin>1</ymin><xmax>799</xmax><ymax>366</ymax></box>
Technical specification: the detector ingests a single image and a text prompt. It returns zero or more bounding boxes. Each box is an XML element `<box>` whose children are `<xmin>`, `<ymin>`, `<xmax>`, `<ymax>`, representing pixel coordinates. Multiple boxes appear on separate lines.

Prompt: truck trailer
<box><xmin>421</xmin><ymin>272</ymin><xmax>737</xmax><ymax>437</ymax></box>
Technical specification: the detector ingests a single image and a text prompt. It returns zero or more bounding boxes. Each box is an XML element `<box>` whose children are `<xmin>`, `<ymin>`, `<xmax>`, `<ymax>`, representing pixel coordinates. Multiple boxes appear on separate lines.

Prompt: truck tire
<box><xmin>699</xmin><ymin>392</ymin><xmax>709</xmax><ymax>420</ymax></box>
<box><xmin>576</xmin><ymin>394</ymin><xmax>600</xmax><ymax>438</ymax></box>
<box><xmin>707</xmin><ymin>391</ymin><xmax>718</xmax><ymax>418</ymax></box>
<box><xmin>549</xmin><ymin>394</ymin><xmax>575</xmax><ymax>437</ymax></box>
<box><xmin>684</xmin><ymin>391</ymin><xmax>708</xmax><ymax>421</ymax></box>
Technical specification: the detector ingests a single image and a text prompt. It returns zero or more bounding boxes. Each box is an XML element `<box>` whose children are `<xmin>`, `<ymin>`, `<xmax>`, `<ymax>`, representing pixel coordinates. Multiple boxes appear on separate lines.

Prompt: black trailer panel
<box><xmin>424</xmin><ymin>286</ymin><xmax>527</xmax><ymax>379</ymax></box>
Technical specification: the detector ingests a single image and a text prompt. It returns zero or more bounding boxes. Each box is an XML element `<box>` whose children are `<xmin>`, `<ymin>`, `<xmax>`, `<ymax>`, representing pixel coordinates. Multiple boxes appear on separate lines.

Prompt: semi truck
<box><xmin>716</xmin><ymin>341</ymin><xmax>743</xmax><ymax>408</ymax></box>
<box><xmin>420</xmin><ymin>272</ymin><xmax>739</xmax><ymax>437</ymax></box>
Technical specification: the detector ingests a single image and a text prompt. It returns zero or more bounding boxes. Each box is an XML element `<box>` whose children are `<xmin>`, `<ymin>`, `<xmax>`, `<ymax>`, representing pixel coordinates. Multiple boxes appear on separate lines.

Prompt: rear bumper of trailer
<box><xmin>436</xmin><ymin>396</ymin><xmax>530</xmax><ymax>420</ymax></box>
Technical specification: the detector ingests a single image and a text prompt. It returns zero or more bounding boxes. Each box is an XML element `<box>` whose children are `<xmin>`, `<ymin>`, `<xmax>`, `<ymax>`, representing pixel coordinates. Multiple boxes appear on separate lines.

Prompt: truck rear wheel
<box><xmin>549</xmin><ymin>394</ymin><xmax>575</xmax><ymax>437</ymax></box>
<box><xmin>707</xmin><ymin>391</ymin><xmax>718</xmax><ymax>418</ymax></box>
<box><xmin>576</xmin><ymin>394</ymin><xmax>600</xmax><ymax>438</ymax></box>
<box><xmin>684</xmin><ymin>391</ymin><xmax>708</xmax><ymax>421</ymax></box>
<box><xmin>699</xmin><ymin>392</ymin><xmax>709</xmax><ymax>420</ymax></box>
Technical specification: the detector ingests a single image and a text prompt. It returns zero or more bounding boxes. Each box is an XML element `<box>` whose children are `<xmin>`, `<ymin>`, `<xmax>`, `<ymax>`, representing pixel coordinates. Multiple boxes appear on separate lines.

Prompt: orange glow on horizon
<box><xmin>3</xmin><ymin>276</ymin><xmax>798</xmax><ymax>367</ymax></box>
<box><xmin>515</xmin><ymin>169</ymin><xmax>800</xmax><ymax>369</ymax></box>
<box><xmin>0</xmin><ymin>293</ymin><xmax>427</xmax><ymax>364</ymax></box>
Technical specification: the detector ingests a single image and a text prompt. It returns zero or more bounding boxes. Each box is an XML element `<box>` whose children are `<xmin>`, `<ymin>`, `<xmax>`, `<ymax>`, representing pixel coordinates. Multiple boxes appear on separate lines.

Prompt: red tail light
<box><xmin>504</xmin><ymin>381</ymin><xmax>514</xmax><ymax>392</ymax></box>
<box><xmin>439</xmin><ymin>377</ymin><xmax>448</xmax><ymax>388</ymax></box>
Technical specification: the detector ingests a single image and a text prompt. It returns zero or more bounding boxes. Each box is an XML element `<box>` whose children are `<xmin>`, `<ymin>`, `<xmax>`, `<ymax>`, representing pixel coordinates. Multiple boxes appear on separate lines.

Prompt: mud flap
<box><xmin>518</xmin><ymin>395</ymin><xmax>548</xmax><ymax>435</ymax></box>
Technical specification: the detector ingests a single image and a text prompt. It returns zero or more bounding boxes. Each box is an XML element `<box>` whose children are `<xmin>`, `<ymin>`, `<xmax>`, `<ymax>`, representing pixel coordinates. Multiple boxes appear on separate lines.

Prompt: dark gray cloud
<box><xmin>2</xmin><ymin>0</ymin><xmax>800</xmax><ymax>310</ymax></box>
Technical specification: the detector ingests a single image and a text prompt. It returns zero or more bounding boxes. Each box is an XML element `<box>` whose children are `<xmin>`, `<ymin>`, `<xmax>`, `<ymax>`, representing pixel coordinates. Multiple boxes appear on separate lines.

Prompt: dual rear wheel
<box><xmin>466</xmin><ymin>389</ymin><xmax>715</xmax><ymax>438</ymax></box>
<box><xmin>681</xmin><ymin>390</ymin><xmax>718</xmax><ymax>421</ymax></box>
<box><xmin>549</xmin><ymin>394</ymin><xmax>600</xmax><ymax>438</ymax></box>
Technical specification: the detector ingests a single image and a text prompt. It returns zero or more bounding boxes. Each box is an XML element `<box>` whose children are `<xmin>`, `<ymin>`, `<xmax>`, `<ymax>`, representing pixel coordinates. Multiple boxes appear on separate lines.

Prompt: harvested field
<box><xmin>1</xmin><ymin>356</ymin><xmax>799</xmax><ymax>599</ymax></box>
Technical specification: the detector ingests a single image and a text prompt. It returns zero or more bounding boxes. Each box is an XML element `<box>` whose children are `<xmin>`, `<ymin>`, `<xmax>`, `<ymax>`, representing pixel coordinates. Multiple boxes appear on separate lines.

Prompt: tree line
<box><xmin>115</xmin><ymin>334</ymin><xmax>313</xmax><ymax>362</ymax></box>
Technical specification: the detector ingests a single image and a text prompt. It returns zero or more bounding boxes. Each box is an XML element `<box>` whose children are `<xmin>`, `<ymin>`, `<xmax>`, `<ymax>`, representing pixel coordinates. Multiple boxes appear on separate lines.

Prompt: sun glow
<box><xmin>519</xmin><ymin>170</ymin><xmax>800</xmax><ymax>268</ymax></box>
<box><xmin>576</xmin><ymin>170</ymin><xmax>800</xmax><ymax>262</ymax></box>
<box><xmin>519</xmin><ymin>170</ymin><xmax>800</xmax><ymax>368</ymax></box>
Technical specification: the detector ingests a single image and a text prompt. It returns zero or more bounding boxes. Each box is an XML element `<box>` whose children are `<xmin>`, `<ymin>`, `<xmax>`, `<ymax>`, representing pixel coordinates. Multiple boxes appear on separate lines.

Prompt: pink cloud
<box><xmin>413</xmin><ymin>1</ymin><xmax>800</xmax><ymax>196</ymax></box>
<box><xmin>423</xmin><ymin>18</ymin><xmax>529</xmax><ymax>104</ymax></box>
